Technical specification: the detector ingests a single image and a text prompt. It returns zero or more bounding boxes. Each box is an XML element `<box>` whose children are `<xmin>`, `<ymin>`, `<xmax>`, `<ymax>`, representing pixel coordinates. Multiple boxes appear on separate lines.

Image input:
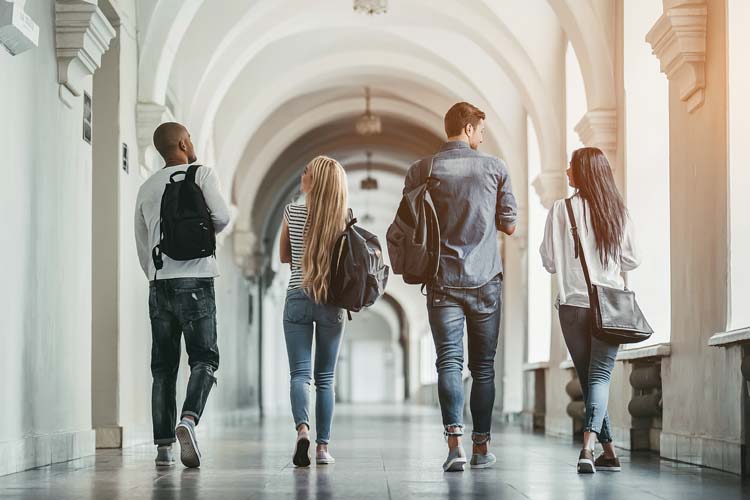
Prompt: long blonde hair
<box><xmin>302</xmin><ymin>156</ymin><xmax>348</xmax><ymax>304</ymax></box>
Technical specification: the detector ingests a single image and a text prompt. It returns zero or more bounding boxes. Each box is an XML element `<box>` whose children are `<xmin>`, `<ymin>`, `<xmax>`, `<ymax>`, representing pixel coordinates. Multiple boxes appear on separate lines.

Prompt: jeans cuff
<box><xmin>295</xmin><ymin>421</ymin><xmax>310</xmax><ymax>431</ymax></box>
<box><xmin>316</xmin><ymin>438</ymin><xmax>329</xmax><ymax>445</ymax></box>
<box><xmin>154</xmin><ymin>437</ymin><xmax>176</xmax><ymax>445</ymax></box>
<box><xmin>471</xmin><ymin>431</ymin><xmax>491</xmax><ymax>444</ymax></box>
<box><xmin>444</xmin><ymin>424</ymin><xmax>464</xmax><ymax>436</ymax></box>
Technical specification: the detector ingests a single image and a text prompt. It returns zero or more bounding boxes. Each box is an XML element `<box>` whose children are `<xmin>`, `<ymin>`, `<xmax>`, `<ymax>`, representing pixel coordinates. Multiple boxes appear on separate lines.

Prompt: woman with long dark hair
<box><xmin>540</xmin><ymin>147</ymin><xmax>640</xmax><ymax>474</ymax></box>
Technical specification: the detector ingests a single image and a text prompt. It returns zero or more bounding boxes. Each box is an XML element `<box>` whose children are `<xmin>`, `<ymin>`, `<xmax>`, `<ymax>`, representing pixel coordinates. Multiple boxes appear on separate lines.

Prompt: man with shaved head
<box><xmin>134</xmin><ymin>122</ymin><xmax>231</xmax><ymax>468</ymax></box>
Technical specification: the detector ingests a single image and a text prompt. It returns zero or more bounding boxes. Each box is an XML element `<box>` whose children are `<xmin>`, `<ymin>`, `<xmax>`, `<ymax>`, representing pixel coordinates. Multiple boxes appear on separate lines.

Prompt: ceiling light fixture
<box><xmin>360</xmin><ymin>151</ymin><xmax>379</xmax><ymax>190</ymax></box>
<box><xmin>355</xmin><ymin>87</ymin><xmax>382</xmax><ymax>136</ymax></box>
<box><xmin>353</xmin><ymin>0</ymin><xmax>388</xmax><ymax>15</ymax></box>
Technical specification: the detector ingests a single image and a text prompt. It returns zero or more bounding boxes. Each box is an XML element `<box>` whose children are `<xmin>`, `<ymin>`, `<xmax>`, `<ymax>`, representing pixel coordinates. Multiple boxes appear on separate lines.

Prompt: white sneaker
<box><xmin>155</xmin><ymin>445</ymin><xmax>175</xmax><ymax>466</ymax></box>
<box><xmin>442</xmin><ymin>446</ymin><xmax>467</xmax><ymax>472</ymax></box>
<box><xmin>316</xmin><ymin>450</ymin><xmax>336</xmax><ymax>465</ymax></box>
<box><xmin>175</xmin><ymin>420</ymin><xmax>201</xmax><ymax>468</ymax></box>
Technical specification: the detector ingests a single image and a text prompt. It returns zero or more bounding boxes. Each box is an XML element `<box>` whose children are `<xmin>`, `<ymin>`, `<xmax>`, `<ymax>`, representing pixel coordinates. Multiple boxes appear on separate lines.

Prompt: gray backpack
<box><xmin>386</xmin><ymin>157</ymin><xmax>441</xmax><ymax>285</ymax></box>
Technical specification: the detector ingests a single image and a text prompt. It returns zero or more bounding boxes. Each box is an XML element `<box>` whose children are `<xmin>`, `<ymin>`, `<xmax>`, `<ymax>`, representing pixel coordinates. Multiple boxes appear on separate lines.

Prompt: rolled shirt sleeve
<box><xmin>495</xmin><ymin>159</ymin><xmax>518</xmax><ymax>230</ymax></box>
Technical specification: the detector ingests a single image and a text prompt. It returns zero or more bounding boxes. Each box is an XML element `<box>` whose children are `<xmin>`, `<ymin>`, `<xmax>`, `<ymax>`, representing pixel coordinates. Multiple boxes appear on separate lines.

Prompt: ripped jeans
<box><xmin>426</xmin><ymin>275</ymin><xmax>502</xmax><ymax>440</ymax></box>
<box><xmin>149</xmin><ymin>278</ymin><xmax>220</xmax><ymax>445</ymax></box>
<box><xmin>559</xmin><ymin>305</ymin><xmax>619</xmax><ymax>443</ymax></box>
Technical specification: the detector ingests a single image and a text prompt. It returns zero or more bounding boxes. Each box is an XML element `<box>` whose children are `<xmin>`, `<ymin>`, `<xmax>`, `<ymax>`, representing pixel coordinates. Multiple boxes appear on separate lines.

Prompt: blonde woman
<box><xmin>279</xmin><ymin>156</ymin><xmax>348</xmax><ymax>467</ymax></box>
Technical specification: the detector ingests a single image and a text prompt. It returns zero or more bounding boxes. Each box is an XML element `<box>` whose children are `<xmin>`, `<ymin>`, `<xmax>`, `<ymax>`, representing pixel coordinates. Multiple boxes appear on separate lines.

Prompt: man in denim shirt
<box><xmin>403</xmin><ymin>102</ymin><xmax>517</xmax><ymax>471</ymax></box>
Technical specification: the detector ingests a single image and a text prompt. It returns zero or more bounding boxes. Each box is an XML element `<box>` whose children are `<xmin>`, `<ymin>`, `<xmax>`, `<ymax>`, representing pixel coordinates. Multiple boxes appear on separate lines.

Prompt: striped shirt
<box><xmin>284</xmin><ymin>203</ymin><xmax>309</xmax><ymax>291</ymax></box>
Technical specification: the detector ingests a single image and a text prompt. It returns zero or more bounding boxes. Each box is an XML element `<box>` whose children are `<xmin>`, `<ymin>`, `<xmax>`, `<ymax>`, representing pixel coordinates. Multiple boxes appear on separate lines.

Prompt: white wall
<box><xmin>0</xmin><ymin>0</ymin><xmax>96</xmax><ymax>475</ymax></box>
<box><xmin>727</xmin><ymin>0</ymin><xmax>750</xmax><ymax>331</ymax></box>
<box><xmin>526</xmin><ymin>116</ymin><xmax>551</xmax><ymax>364</ymax></box>
<box><xmin>623</xmin><ymin>0</ymin><xmax>671</xmax><ymax>347</ymax></box>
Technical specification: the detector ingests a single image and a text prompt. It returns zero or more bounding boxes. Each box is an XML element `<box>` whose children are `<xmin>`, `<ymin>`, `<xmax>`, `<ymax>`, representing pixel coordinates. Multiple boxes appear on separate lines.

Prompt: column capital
<box><xmin>136</xmin><ymin>102</ymin><xmax>174</xmax><ymax>177</ymax></box>
<box><xmin>55</xmin><ymin>0</ymin><xmax>115</xmax><ymax>105</ymax></box>
<box><xmin>575</xmin><ymin>109</ymin><xmax>617</xmax><ymax>165</ymax></box>
<box><xmin>646</xmin><ymin>2</ymin><xmax>707</xmax><ymax>113</ymax></box>
<box><xmin>532</xmin><ymin>171</ymin><xmax>567</xmax><ymax>210</ymax></box>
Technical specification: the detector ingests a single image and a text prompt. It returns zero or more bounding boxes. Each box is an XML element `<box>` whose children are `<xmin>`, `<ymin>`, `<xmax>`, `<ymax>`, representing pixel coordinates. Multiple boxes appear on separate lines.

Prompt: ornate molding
<box><xmin>136</xmin><ymin>101</ymin><xmax>174</xmax><ymax>177</ymax></box>
<box><xmin>575</xmin><ymin>109</ymin><xmax>617</xmax><ymax>165</ymax></box>
<box><xmin>532</xmin><ymin>171</ymin><xmax>567</xmax><ymax>210</ymax></box>
<box><xmin>646</xmin><ymin>3</ymin><xmax>707</xmax><ymax>113</ymax></box>
<box><xmin>55</xmin><ymin>0</ymin><xmax>115</xmax><ymax>104</ymax></box>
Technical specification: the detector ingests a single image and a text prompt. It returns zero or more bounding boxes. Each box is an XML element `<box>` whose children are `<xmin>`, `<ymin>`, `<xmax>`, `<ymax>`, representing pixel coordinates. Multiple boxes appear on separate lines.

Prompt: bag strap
<box><xmin>420</xmin><ymin>155</ymin><xmax>436</xmax><ymax>185</ymax></box>
<box><xmin>564</xmin><ymin>198</ymin><xmax>594</xmax><ymax>296</ymax></box>
<box><xmin>186</xmin><ymin>163</ymin><xmax>201</xmax><ymax>183</ymax></box>
<box><xmin>169</xmin><ymin>164</ymin><xmax>201</xmax><ymax>183</ymax></box>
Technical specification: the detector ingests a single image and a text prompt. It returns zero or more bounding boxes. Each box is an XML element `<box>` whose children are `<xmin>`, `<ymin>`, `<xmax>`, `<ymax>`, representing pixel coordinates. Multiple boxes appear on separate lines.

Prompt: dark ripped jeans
<box><xmin>149</xmin><ymin>278</ymin><xmax>219</xmax><ymax>445</ymax></box>
<box><xmin>427</xmin><ymin>274</ymin><xmax>502</xmax><ymax>440</ymax></box>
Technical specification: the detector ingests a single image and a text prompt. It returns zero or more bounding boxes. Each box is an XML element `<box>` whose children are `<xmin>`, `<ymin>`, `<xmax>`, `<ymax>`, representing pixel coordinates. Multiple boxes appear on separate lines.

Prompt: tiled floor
<box><xmin>1</xmin><ymin>405</ymin><xmax>749</xmax><ymax>499</ymax></box>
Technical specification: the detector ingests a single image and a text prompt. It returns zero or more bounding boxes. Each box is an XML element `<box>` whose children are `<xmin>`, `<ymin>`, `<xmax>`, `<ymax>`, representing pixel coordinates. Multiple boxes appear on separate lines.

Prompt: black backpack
<box><xmin>328</xmin><ymin>213</ymin><xmax>390</xmax><ymax>319</ymax></box>
<box><xmin>386</xmin><ymin>157</ymin><xmax>441</xmax><ymax>286</ymax></box>
<box><xmin>151</xmin><ymin>164</ymin><xmax>215</xmax><ymax>278</ymax></box>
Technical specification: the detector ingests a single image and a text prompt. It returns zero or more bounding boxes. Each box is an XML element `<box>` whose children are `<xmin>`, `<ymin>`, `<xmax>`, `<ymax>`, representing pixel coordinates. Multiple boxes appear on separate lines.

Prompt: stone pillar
<box><xmin>521</xmin><ymin>363</ymin><xmax>548</xmax><ymax>431</ymax></box>
<box><xmin>647</xmin><ymin>0</ymin><xmax>738</xmax><ymax>473</ymax></box>
<box><xmin>628</xmin><ymin>362</ymin><xmax>663</xmax><ymax>450</ymax></box>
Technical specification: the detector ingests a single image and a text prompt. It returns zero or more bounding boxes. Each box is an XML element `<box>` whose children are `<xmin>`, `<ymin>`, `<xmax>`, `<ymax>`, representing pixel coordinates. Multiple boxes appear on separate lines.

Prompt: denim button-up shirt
<box><xmin>403</xmin><ymin>141</ymin><xmax>518</xmax><ymax>288</ymax></box>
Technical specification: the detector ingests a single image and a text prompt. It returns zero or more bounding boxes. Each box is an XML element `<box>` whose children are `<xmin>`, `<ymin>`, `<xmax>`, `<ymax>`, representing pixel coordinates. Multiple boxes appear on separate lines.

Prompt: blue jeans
<box><xmin>426</xmin><ymin>274</ymin><xmax>502</xmax><ymax>438</ymax></box>
<box><xmin>559</xmin><ymin>305</ymin><xmax>619</xmax><ymax>443</ymax></box>
<box><xmin>148</xmin><ymin>278</ymin><xmax>219</xmax><ymax>445</ymax></box>
<box><xmin>283</xmin><ymin>289</ymin><xmax>345</xmax><ymax>444</ymax></box>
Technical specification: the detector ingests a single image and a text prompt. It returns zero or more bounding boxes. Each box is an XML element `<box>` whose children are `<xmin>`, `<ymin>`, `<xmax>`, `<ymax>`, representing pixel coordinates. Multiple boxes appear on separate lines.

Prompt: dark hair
<box><xmin>571</xmin><ymin>147</ymin><xmax>627</xmax><ymax>267</ymax></box>
<box><xmin>444</xmin><ymin>102</ymin><xmax>486</xmax><ymax>137</ymax></box>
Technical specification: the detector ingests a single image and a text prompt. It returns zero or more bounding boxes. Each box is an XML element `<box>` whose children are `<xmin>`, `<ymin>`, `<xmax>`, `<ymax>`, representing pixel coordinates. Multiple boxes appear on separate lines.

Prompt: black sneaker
<box><xmin>577</xmin><ymin>449</ymin><xmax>596</xmax><ymax>474</ymax></box>
<box><xmin>293</xmin><ymin>432</ymin><xmax>311</xmax><ymax>467</ymax></box>
<box><xmin>594</xmin><ymin>454</ymin><xmax>621</xmax><ymax>471</ymax></box>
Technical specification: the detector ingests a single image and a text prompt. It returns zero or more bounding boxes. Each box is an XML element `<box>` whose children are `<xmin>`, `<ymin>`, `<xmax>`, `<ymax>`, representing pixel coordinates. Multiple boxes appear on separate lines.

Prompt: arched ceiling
<box><xmin>136</xmin><ymin>0</ymin><xmax>616</xmax><ymax>262</ymax></box>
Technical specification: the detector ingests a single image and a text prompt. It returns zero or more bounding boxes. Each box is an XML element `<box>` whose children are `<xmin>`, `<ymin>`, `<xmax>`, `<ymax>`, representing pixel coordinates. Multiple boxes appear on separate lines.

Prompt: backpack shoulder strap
<box><xmin>421</xmin><ymin>156</ymin><xmax>435</xmax><ymax>184</ymax></box>
<box><xmin>186</xmin><ymin>164</ymin><xmax>201</xmax><ymax>184</ymax></box>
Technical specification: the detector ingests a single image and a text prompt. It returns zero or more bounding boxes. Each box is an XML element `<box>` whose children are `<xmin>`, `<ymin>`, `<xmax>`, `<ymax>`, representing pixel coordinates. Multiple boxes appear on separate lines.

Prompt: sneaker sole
<box><xmin>596</xmin><ymin>465</ymin><xmax>621</xmax><ymax>471</ymax></box>
<box><xmin>316</xmin><ymin>458</ymin><xmax>335</xmax><ymax>465</ymax></box>
<box><xmin>470</xmin><ymin>457</ymin><xmax>497</xmax><ymax>469</ymax></box>
<box><xmin>443</xmin><ymin>458</ymin><xmax>467</xmax><ymax>472</ymax></box>
<box><xmin>293</xmin><ymin>438</ymin><xmax>311</xmax><ymax>467</ymax></box>
<box><xmin>577</xmin><ymin>459</ymin><xmax>596</xmax><ymax>474</ymax></box>
<box><xmin>176</xmin><ymin>425</ymin><xmax>201</xmax><ymax>468</ymax></box>
<box><xmin>155</xmin><ymin>460</ymin><xmax>175</xmax><ymax>467</ymax></box>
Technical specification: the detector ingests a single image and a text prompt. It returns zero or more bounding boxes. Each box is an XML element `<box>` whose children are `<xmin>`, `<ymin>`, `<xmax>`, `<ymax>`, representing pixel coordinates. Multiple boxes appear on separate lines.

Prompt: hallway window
<box><xmin>728</xmin><ymin>0</ymin><xmax>750</xmax><ymax>331</ymax></box>
<box><xmin>566</xmin><ymin>42</ymin><xmax>585</xmax><ymax>166</ymax></box>
<box><xmin>623</xmin><ymin>0</ymin><xmax>671</xmax><ymax>346</ymax></box>
<box><xmin>527</xmin><ymin>115</ymin><xmax>551</xmax><ymax>364</ymax></box>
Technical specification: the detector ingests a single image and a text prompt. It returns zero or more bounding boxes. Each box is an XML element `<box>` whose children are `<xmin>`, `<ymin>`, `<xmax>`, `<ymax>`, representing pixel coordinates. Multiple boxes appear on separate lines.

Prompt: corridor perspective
<box><xmin>2</xmin><ymin>0</ymin><xmax>750</xmax><ymax>498</ymax></box>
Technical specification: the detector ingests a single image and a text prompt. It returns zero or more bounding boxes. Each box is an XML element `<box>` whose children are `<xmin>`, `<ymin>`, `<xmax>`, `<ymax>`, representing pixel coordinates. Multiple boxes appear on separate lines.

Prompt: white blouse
<box><xmin>540</xmin><ymin>195</ymin><xmax>641</xmax><ymax>308</ymax></box>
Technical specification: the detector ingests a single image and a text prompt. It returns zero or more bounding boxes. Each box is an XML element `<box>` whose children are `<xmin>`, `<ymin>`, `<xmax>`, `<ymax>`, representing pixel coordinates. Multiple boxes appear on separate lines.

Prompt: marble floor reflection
<box><xmin>0</xmin><ymin>405</ymin><xmax>748</xmax><ymax>499</ymax></box>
